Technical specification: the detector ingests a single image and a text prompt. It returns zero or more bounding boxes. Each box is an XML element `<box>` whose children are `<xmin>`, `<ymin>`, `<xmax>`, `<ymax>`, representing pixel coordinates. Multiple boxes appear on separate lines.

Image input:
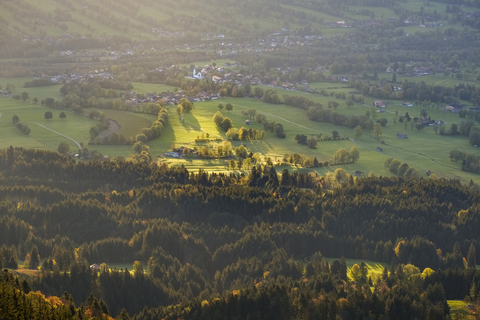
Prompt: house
<box><xmin>444</xmin><ymin>106</ymin><xmax>455</xmax><ymax>112</ymax></box>
<box><xmin>245</xmin><ymin>120</ymin><xmax>252</xmax><ymax>125</ymax></box>
<box><xmin>401</xmin><ymin>102</ymin><xmax>413</xmax><ymax>107</ymax></box>
<box><xmin>90</xmin><ymin>263</ymin><xmax>101</xmax><ymax>271</ymax></box>
<box><xmin>374</xmin><ymin>100</ymin><xmax>386</xmax><ymax>108</ymax></box>
<box><xmin>426</xmin><ymin>170</ymin><xmax>433</xmax><ymax>176</ymax></box>
<box><xmin>354</xmin><ymin>171</ymin><xmax>364</xmax><ymax>177</ymax></box>
<box><xmin>376</xmin><ymin>147</ymin><xmax>383</xmax><ymax>152</ymax></box>
<box><xmin>178</xmin><ymin>146</ymin><xmax>194</xmax><ymax>154</ymax></box>
<box><xmin>444</xmin><ymin>104</ymin><xmax>465</xmax><ymax>113</ymax></box>
<box><xmin>165</xmin><ymin>151</ymin><xmax>179</xmax><ymax>157</ymax></box>
<box><xmin>397</xmin><ymin>133</ymin><xmax>408</xmax><ymax>139</ymax></box>
<box><xmin>211</xmin><ymin>76</ymin><xmax>222</xmax><ymax>83</ymax></box>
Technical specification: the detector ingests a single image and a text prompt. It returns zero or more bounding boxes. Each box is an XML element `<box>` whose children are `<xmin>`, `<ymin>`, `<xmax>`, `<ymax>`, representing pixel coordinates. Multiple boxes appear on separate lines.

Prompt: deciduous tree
<box><xmin>44</xmin><ymin>111</ymin><xmax>53</xmax><ymax>120</ymax></box>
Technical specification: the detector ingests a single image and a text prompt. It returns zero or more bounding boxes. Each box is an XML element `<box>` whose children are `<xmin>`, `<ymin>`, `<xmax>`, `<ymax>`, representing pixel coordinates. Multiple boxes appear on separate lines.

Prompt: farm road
<box><xmin>99</xmin><ymin>119</ymin><xmax>120</xmax><ymax>139</ymax></box>
<box><xmin>25</xmin><ymin>122</ymin><xmax>82</xmax><ymax>149</ymax></box>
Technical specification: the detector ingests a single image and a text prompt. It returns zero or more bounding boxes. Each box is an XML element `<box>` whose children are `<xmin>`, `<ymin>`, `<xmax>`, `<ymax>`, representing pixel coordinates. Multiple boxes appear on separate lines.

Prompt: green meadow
<box><xmin>1</xmin><ymin>77</ymin><xmax>480</xmax><ymax>183</ymax></box>
<box><xmin>447</xmin><ymin>300</ymin><xmax>469</xmax><ymax>318</ymax></box>
<box><xmin>0</xmin><ymin>97</ymin><xmax>93</xmax><ymax>152</ymax></box>
<box><xmin>100</xmin><ymin>109</ymin><xmax>155</xmax><ymax>139</ymax></box>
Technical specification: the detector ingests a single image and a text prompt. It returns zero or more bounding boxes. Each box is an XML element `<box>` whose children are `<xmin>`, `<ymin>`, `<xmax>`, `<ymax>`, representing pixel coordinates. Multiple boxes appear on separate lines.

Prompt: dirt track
<box><xmin>99</xmin><ymin>119</ymin><xmax>120</xmax><ymax>139</ymax></box>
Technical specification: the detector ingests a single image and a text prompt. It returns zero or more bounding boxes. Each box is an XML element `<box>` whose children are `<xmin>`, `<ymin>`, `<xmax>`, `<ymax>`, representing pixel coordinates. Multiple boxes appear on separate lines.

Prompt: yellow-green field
<box><xmin>447</xmin><ymin>300</ymin><xmax>469</xmax><ymax>318</ymax></box>
<box><xmin>1</xmin><ymin>77</ymin><xmax>480</xmax><ymax>183</ymax></box>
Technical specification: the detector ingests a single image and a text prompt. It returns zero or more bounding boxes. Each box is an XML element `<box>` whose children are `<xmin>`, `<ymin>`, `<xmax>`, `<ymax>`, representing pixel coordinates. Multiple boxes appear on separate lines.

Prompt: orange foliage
<box><xmin>337</xmin><ymin>298</ymin><xmax>349</xmax><ymax>310</ymax></box>
<box><xmin>394</xmin><ymin>240</ymin><xmax>405</xmax><ymax>258</ymax></box>
<box><xmin>47</xmin><ymin>296</ymin><xmax>65</xmax><ymax>307</ymax></box>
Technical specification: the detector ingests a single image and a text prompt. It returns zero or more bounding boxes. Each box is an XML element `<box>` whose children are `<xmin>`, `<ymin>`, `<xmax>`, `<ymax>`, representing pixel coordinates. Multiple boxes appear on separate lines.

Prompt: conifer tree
<box><xmin>29</xmin><ymin>246</ymin><xmax>39</xmax><ymax>269</ymax></box>
<box><xmin>468</xmin><ymin>243</ymin><xmax>476</xmax><ymax>269</ymax></box>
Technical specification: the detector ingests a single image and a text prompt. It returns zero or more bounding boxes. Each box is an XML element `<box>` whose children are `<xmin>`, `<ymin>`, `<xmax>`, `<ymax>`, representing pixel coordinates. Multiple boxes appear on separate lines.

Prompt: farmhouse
<box><xmin>354</xmin><ymin>171</ymin><xmax>364</xmax><ymax>177</ymax></box>
<box><xmin>444</xmin><ymin>103</ymin><xmax>465</xmax><ymax>113</ymax></box>
<box><xmin>374</xmin><ymin>100</ymin><xmax>386</xmax><ymax>108</ymax></box>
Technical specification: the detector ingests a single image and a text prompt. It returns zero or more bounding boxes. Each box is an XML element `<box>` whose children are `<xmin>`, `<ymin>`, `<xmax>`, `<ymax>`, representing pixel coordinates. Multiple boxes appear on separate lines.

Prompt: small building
<box><xmin>397</xmin><ymin>133</ymin><xmax>408</xmax><ymax>139</ymax></box>
<box><xmin>376</xmin><ymin>147</ymin><xmax>383</xmax><ymax>152</ymax></box>
<box><xmin>245</xmin><ymin>120</ymin><xmax>252</xmax><ymax>125</ymax></box>
<box><xmin>90</xmin><ymin>263</ymin><xmax>101</xmax><ymax>271</ymax></box>
<box><xmin>354</xmin><ymin>171</ymin><xmax>364</xmax><ymax>177</ymax></box>
<box><xmin>374</xmin><ymin>100</ymin><xmax>386</xmax><ymax>108</ymax></box>
<box><xmin>426</xmin><ymin>170</ymin><xmax>433</xmax><ymax>176</ymax></box>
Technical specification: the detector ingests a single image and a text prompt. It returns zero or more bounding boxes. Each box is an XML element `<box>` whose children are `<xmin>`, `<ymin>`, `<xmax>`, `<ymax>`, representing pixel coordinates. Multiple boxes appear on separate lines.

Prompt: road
<box><xmin>25</xmin><ymin>122</ymin><xmax>82</xmax><ymax>149</ymax></box>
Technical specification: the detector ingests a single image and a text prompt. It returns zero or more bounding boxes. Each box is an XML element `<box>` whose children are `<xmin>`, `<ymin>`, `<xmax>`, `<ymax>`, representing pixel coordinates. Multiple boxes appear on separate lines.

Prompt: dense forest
<box><xmin>1</xmin><ymin>147</ymin><xmax>480</xmax><ymax>318</ymax></box>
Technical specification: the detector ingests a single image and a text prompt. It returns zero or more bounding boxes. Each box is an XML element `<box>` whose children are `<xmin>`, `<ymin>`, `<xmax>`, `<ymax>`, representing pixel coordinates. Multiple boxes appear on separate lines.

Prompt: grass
<box><xmin>175</xmin><ymin>59</ymin><xmax>237</xmax><ymax>68</ymax></box>
<box><xmin>92</xmin><ymin>93</ymin><xmax>480</xmax><ymax>183</ymax></box>
<box><xmin>325</xmin><ymin>257</ymin><xmax>387</xmax><ymax>282</ymax></box>
<box><xmin>100</xmin><ymin>109</ymin><xmax>155</xmax><ymax>139</ymax></box>
<box><xmin>343</xmin><ymin>5</ymin><xmax>397</xmax><ymax>19</ymax></box>
<box><xmin>1</xmin><ymin>75</ymin><xmax>480</xmax><ymax>183</ymax></box>
<box><xmin>447</xmin><ymin>300</ymin><xmax>469</xmax><ymax>317</ymax></box>
<box><xmin>0</xmin><ymin>97</ymin><xmax>95</xmax><ymax>152</ymax></box>
<box><xmin>131</xmin><ymin>82</ymin><xmax>176</xmax><ymax>94</ymax></box>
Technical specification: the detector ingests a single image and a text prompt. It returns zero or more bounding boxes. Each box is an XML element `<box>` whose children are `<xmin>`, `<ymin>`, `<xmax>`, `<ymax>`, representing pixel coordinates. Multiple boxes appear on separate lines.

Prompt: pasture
<box><xmin>182</xmin><ymin>96</ymin><xmax>480</xmax><ymax>183</ymax></box>
<box><xmin>0</xmin><ymin>97</ymin><xmax>93</xmax><ymax>152</ymax></box>
<box><xmin>324</xmin><ymin>257</ymin><xmax>387</xmax><ymax>282</ymax></box>
<box><xmin>447</xmin><ymin>300</ymin><xmax>469</xmax><ymax>318</ymax></box>
<box><xmin>100</xmin><ymin>109</ymin><xmax>155</xmax><ymax>139</ymax></box>
<box><xmin>130</xmin><ymin>82</ymin><xmax>176</xmax><ymax>94</ymax></box>
<box><xmin>0</xmin><ymin>76</ymin><xmax>480</xmax><ymax>183</ymax></box>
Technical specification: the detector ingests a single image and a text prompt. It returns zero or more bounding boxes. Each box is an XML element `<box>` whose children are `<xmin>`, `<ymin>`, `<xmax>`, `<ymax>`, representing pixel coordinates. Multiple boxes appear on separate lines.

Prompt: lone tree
<box><xmin>295</xmin><ymin>134</ymin><xmax>308</xmax><ymax>145</ymax></box>
<box><xmin>29</xmin><ymin>245</ymin><xmax>40</xmax><ymax>269</ymax></box>
<box><xmin>346</xmin><ymin>99</ymin><xmax>354</xmax><ymax>108</ymax></box>
<box><xmin>354</xmin><ymin>125</ymin><xmax>363</xmax><ymax>139</ymax></box>
<box><xmin>45</xmin><ymin>97</ymin><xmax>55</xmax><ymax>108</ymax></box>
<box><xmin>225</xmin><ymin>103</ymin><xmax>233</xmax><ymax>112</ymax></box>
<box><xmin>307</xmin><ymin>137</ymin><xmax>317</xmax><ymax>149</ymax></box>
<box><xmin>12</xmin><ymin>115</ymin><xmax>19</xmax><ymax>124</ymax></box>
<box><xmin>58</xmin><ymin>141</ymin><xmax>70</xmax><ymax>155</ymax></box>
<box><xmin>20</xmin><ymin>91</ymin><xmax>29</xmax><ymax>102</ymax></box>
<box><xmin>59</xmin><ymin>112</ymin><xmax>67</xmax><ymax>120</ymax></box>
<box><xmin>44</xmin><ymin>111</ymin><xmax>53</xmax><ymax>120</ymax></box>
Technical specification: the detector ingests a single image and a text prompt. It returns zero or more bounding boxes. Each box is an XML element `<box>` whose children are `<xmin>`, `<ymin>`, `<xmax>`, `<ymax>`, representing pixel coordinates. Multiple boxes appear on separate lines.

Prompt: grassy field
<box><xmin>130</xmin><ymin>82</ymin><xmax>176</xmax><ymax>94</ymax></box>
<box><xmin>447</xmin><ymin>300</ymin><xmax>469</xmax><ymax>318</ymax></box>
<box><xmin>100</xmin><ymin>109</ymin><xmax>155</xmax><ymax>139</ymax></box>
<box><xmin>325</xmin><ymin>257</ymin><xmax>388</xmax><ymax>282</ymax></box>
<box><xmin>0</xmin><ymin>97</ymin><xmax>94</xmax><ymax>152</ymax></box>
<box><xmin>1</xmin><ymin>76</ymin><xmax>480</xmax><ymax>183</ymax></box>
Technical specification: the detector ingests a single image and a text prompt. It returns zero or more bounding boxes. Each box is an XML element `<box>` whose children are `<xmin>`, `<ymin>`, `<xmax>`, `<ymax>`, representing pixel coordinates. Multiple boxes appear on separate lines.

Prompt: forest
<box><xmin>1</xmin><ymin>147</ymin><xmax>480</xmax><ymax>318</ymax></box>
